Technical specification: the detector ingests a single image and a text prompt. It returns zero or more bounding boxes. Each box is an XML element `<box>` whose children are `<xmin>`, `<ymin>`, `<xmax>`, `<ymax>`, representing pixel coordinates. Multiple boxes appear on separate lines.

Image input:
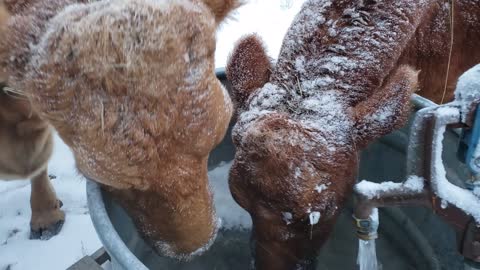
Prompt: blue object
<box><xmin>464</xmin><ymin>104</ymin><xmax>480</xmax><ymax>176</ymax></box>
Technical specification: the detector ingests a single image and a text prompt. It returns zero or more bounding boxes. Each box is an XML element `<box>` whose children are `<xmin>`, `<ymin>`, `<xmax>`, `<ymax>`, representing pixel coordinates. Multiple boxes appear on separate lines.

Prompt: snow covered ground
<box><xmin>0</xmin><ymin>1</ymin><xmax>303</xmax><ymax>269</ymax></box>
<box><xmin>0</xmin><ymin>136</ymin><xmax>101</xmax><ymax>270</ymax></box>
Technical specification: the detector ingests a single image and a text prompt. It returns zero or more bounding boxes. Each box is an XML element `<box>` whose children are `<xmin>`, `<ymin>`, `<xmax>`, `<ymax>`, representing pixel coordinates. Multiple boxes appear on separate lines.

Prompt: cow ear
<box><xmin>226</xmin><ymin>34</ymin><xmax>272</xmax><ymax>111</ymax></box>
<box><xmin>201</xmin><ymin>0</ymin><xmax>242</xmax><ymax>24</ymax></box>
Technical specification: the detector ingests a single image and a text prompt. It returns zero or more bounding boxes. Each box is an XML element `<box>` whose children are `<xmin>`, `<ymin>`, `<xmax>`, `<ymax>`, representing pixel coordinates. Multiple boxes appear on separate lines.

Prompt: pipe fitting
<box><xmin>353</xmin><ymin>208</ymin><xmax>379</xmax><ymax>241</ymax></box>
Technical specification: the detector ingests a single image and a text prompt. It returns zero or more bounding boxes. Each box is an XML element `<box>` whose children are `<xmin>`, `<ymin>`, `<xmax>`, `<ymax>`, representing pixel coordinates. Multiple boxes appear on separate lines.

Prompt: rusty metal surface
<box><xmin>354</xmin><ymin>96</ymin><xmax>480</xmax><ymax>263</ymax></box>
<box><xmin>67</xmin><ymin>248</ymin><xmax>109</xmax><ymax>270</ymax></box>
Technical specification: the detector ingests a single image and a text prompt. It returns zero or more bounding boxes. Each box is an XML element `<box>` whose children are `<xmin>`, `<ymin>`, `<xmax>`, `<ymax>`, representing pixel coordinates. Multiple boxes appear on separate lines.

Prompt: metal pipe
<box><xmin>353</xmin><ymin>183</ymin><xmax>430</xmax><ymax>240</ymax></box>
<box><xmin>353</xmin><ymin>98</ymin><xmax>480</xmax><ymax>264</ymax></box>
<box><xmin>353</xmin><ymin>186</ymin><xmax>430</xmax><ymax>220</ymax></box>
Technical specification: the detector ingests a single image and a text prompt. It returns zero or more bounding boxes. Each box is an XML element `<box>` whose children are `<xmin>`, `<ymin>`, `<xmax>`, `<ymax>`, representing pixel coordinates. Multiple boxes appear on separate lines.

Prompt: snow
<box><xmin>355</xmin><ymin>176</ymin><xmax>425</xmax><ymax>200</ymax></box>
<box><xmin>0</xmin><ymin>1</ymin><xmax>300</xmax><ymax>269</ymax></box>
<box><xmin>454</xmin><ymin>64</ymin><xmax>480</xmax><ymax>123</ymax></box>
<box><xmin>154</xmin><ymin>219</ymin><xmax>220</xmax><ymax>261</ymax></box>
<box><xmin>308</xmin><ymin>211</ymin><xmax>321</xmax><ymax>225</ymax></box>
<box><xmin>441</xmin><ymin>199</ymin><xmax>448</xmax><ymax>209</ymax></box>
<box><xmin>430</xmin><ymin>106</ymin><xmax>480</xmax><ymax>223</ymax></box>
<box><xmin>214</xmin><ymin>0</ymin><xmax>305</xmax><ymax>67</ymax></box>
<box><xmin>474</xmin><ymin>186</ymin><xmax>480</xmax><ymax>197</ymax></box>
<box><xmin>315</xmin><ymin>183</ymin><xmax>328</xmax><ymax>193</ymax></box>
<box><xmin>0</xmin><ymin>143</ymin><xmax>251</xmax><ymax>270</ymax></box>
<box><xmin>282</xmin><ymin>212</ymin><xmax>293</xmax><ymax>225</ymax></box>
<box><xmin>0</xmin><ymin>134</ymin><xmax>101</xmax><ymax>270</ymax></box>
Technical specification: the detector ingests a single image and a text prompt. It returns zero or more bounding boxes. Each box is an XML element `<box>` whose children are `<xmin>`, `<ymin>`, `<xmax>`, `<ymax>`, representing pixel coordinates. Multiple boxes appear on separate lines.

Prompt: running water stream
<box><xmin>356</xmin><ymin>208</ymin><xmax>381</xmax><ymax>270</ymax></box>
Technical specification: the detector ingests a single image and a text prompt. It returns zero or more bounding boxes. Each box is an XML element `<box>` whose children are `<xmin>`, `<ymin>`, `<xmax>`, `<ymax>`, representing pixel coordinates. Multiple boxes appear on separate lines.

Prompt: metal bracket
<box><xmin>67</xmin><ymin>247</ymin><xmax>110</xmax><ymax>270</ymax></box>
<box><xmin>404</xmin><ymin>103</ymin><xmax>480</xmax><ymax>223</ymax></box>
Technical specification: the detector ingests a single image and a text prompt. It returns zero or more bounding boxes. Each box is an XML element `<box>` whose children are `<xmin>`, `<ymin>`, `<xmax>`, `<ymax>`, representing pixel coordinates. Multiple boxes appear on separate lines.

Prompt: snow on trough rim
<box><xmin>0</xmin><ymin>1</ymin><xmax>303</xmax><ymax>269</ymax></box>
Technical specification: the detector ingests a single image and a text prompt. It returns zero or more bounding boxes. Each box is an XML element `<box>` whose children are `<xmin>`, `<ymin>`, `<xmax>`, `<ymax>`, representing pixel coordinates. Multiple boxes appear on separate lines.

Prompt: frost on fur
<box><xmin>227</xmin><ymin>34</ymin><xmax>272</xmax><ymax>111</ymax></box>
<box><xmin>224</xmin><ymin>0</ymin><xmax>480</xmax><ymax>268</ymax></box>
<box><xmin>3</xmin><ymin>0</ymin><xmax>233</xmax><ymax>259</ymax></box>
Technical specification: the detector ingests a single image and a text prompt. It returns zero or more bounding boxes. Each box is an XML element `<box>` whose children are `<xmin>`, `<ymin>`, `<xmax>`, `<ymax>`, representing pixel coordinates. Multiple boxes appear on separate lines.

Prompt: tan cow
<box><xmin>0</xmin><ymin>0</ymin><xmax>238</xmax><ymax>258</ymax></box>
<box><xmin>0</xmin><ymin>1</ymin><xmax>63</xmax><ymax>240</ymax></box>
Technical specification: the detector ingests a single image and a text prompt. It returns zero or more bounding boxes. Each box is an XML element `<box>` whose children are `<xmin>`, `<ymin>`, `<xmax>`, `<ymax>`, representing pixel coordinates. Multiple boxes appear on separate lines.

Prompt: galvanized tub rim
<box><xmin>87</xmin><ymin>180</ymin><xmax>148</xmax><ymax>270</ymax></box>
<box><xmin>86</xmin><ymin>69</ymin><xmax>439</xmax><ymax>269</ymax></box>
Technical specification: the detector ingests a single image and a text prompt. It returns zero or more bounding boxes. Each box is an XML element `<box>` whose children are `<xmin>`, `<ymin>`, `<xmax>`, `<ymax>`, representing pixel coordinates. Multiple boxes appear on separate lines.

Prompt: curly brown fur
<box><xmin>399</xmin><ymin>0</ymin><xmax>480</xmax><ymax>103</ymax></box>
<box><xmin>201</xmin><ymin>0</ymin><xmax>242</xmax><ymax>24</ymax></box>
<box><xmin>227</xmin><ymin>0</ymin><xmax>479</xmax><ymax>269</ymax></box>
<box><xmin>227</xmin><ymin>35</ymin><xmax>272</xmax><ymax>111</ymax></box>
<box><xmin>0</xmin><ymin>0</ymin><xmax>235</xmax><ymax>258</ymax></box>
<box><xmin>0</xmin><ymin>0</ymin><xmax>85</xmax><ymax>87</ymax></box>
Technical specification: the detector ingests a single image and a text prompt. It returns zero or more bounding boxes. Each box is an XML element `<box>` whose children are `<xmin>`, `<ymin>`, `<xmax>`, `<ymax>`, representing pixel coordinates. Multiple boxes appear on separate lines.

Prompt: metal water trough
<box><xmin>80</xmin><ymin>69</ymin><xmax>470</xmax><ymax>269</ymax></box>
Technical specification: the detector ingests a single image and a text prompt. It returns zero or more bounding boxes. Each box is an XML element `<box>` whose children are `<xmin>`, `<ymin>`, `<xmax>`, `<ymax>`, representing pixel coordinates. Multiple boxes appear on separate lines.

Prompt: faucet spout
<box><xmin>353</xmin><ymin>208</ymin><xmax>379</xmax><ymax>240</ymax></box>
<box><xmin>353</xmin><ymin>177</ymin><xmax>429</xmax><ymax>240</ymax></box>
<box><xmin>353</xmin><ymin>176</ymin><xmax>430</xmax><ymax>214</ymax></box>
